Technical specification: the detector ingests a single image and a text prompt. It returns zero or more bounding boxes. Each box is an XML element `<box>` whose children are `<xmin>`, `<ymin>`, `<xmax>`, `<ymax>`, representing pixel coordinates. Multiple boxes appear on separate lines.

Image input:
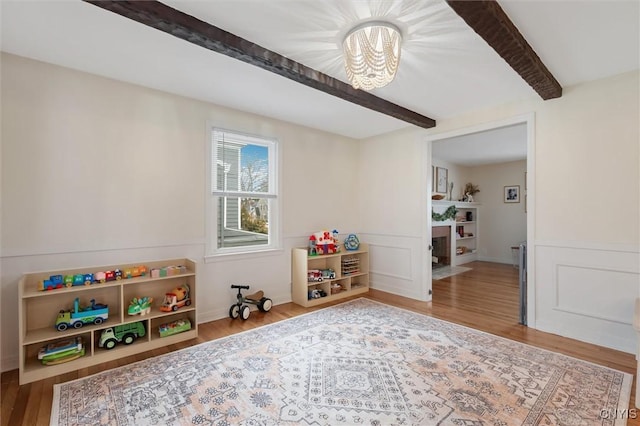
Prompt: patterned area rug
<box><xmin>51</xmin><ymin>299</ymin><xmax>632</xmax><ymax>426</ymax></box>
<box><xmin>432</xmin><ymin>265</ymin><xmax>472</xmax><ymax>280</ymax></box>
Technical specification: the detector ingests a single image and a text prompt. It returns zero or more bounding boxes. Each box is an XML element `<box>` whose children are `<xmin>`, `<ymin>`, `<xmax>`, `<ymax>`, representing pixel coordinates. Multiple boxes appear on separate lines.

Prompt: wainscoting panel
<box><xmin>535</xmin><ymin>243</ymin><xmax>639</xmax><ymax>354</ymax></box>
<box><xmin>360</xmin><ymin>233</ymin><xmax>427</xmax><ymax>301</ymax></box>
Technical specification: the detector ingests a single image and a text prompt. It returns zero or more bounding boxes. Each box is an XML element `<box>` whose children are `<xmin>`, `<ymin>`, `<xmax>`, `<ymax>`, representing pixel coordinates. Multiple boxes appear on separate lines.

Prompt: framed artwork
<box><xmin>436</xmin><ymin>167</ymin><xmax>448</xmax><ymax>193</ymax></box>
<box><xmin>504</xmin><ymin>185</ymin><xmax>520</xmax><ymax>203</ymax></box>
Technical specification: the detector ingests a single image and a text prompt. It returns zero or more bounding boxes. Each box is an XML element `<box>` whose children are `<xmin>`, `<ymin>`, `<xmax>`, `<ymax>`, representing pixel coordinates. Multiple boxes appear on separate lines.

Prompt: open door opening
<box><xmin>424</xmin><ymin>114</ymin><xmax>535</xmax><ymax>327</ymax></box>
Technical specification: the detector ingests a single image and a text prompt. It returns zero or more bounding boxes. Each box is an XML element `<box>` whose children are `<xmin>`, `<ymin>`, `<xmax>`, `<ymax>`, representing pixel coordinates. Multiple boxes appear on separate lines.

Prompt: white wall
<box><xmin>356</xmin><ymin>127</ymin><xmax>429</xmax><ymax>300</ymax></box>
<box><xmin>0</xmin><ymin>53</ymin><xmax>362</xmax><ymax>370</ymax></box>
<box><xmin>2</xmin><ymin>52</ymin><xmax>638</xmax><ymax>372</ymax></box>
<box><xmin>469</xmin><ymin>160</ymin><xmax>527</xmax><ymax>264</ymax></box>
<box><xmin>431</xmin><ymin>159</ymin><xmax>471</xmax><ymax>200</ymax></box>
<box><xmin>358</xmin><ymin>70</ymin><xmax>640</xmax><ymax>353</ymax></box>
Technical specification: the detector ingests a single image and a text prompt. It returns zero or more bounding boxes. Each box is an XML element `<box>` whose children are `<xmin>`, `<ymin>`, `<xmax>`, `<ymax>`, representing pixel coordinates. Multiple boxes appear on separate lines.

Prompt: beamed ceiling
<box><xmin>1</xmin><ymin>0</ymin><xmax>638</xmax><ymax>139</ymax></box>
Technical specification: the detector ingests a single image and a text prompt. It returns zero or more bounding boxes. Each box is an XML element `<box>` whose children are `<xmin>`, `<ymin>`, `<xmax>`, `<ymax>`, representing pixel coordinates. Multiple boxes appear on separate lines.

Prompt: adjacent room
<box><xmin>1</xmin><ymin>1</ymin><xmax>639</xmax><ymax>425</ymax></box>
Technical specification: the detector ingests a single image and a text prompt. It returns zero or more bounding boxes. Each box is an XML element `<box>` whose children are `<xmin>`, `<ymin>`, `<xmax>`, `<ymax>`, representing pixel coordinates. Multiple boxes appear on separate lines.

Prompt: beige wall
<box><xmin>469</xmin><ymin>160</ymin><xmax>527</xmax><ymax>264</ymax></box>
<box><xmin>357</xmin><ymin>70</ymin><xmax>640</xmax><ymax>352</ymax></box>
<box><xmin>431</xmin><ymin>159</ymin><xmax>471</xmax><ymax>200</ymax></box>
<box><xmin>0</xmin><ymin>53</ymin><xmax>362</xmax><ymax>370</ymax></box>
<box><xmin>1</xmin><ymin>51</ymin><xmax>638</xmax><ymax>370</ymax></box>
<box><xmin>433</xmin><ymin>71</ymin><xmax>639</xmax><ymax>245</ymax></box>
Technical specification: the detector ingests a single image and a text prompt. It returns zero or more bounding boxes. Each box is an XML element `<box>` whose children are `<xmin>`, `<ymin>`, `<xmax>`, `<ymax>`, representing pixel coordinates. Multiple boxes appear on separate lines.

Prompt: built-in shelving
<box><xmin>433</xmin><ymin>201</ymin><xmax>480</xmax><ymax>266</ymax></box>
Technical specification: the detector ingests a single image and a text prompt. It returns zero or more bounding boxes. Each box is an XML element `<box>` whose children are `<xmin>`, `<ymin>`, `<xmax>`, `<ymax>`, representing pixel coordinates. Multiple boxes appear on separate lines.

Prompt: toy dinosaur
<box><xmin>128</xmin><ymin>296</ymin><xmax>153</xmax><ymax>315</ymax></box>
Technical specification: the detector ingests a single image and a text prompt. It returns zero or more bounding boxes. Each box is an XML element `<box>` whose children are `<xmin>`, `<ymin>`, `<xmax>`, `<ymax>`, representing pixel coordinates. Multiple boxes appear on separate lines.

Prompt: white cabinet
<box><xmin>292</xmin><ymin>244</ymin><xmax>369</xmax><ymax>307</ymax></box>
<box><xmin>18</xmin><ymin>258</ymin><xmax>197</xmax><ymax>384</ymax></box>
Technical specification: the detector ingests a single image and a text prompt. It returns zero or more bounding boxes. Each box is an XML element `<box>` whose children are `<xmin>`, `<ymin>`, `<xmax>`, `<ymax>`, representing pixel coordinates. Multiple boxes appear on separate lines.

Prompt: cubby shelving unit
<box><xmin>18</xmin><ymin>258</ymin><xmax>197</xmax><ymax>385</ymax></box>
<box><xmin>292</xmin><ymin>244</ymin><xmax>369</xmax><ymax>307</ymax></box>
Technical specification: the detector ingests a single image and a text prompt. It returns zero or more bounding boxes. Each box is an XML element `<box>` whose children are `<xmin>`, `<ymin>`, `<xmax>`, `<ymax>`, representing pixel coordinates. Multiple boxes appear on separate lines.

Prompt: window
<box><xmin>207</xmin><ymin>128</ymin><xmax>279</xmax><ymax>256</ymax></box>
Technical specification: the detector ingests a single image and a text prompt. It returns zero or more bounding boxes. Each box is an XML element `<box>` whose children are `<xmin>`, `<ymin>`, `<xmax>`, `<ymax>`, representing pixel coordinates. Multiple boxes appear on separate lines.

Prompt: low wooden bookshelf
<box><xmin>18</xmin><ymin>258</ymin><xmax>198</xmax><ymax>384</ymax></box>
<box><xmin>291</xmin><ymin>244</ymin><xmax>369</xmax><ymax>307</ymax></box>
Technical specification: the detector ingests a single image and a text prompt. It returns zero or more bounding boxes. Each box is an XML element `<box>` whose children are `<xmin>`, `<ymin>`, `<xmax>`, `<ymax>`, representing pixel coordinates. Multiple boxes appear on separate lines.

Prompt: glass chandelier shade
<box><xmin>343</xmin><ymin>22</ymin><xmax>402</xmax><ymax>91</ymax></box>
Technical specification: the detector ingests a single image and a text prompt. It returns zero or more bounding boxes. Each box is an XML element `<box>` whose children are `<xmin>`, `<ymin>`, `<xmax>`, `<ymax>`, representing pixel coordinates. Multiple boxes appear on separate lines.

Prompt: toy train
<box><xmin>38</xmin><ymin>265</ymin><xmax>148</xmax><ymax>291</ymax></box>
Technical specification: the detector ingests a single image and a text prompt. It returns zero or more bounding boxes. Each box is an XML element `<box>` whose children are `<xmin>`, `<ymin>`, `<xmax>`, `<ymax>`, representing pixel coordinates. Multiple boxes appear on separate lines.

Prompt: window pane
<box><xmin>213</xmin><ymin>134</ymin><xmax>270</xmax><ymax>195</ymax></box>
<box><xmin>217</xmin><ymin>197</ymin><xmax>269</xmax><ymax>249</ymax></box>
<box><xmin>240</xmin><ymin>144</ymin><xmax>269</xmax><ymax>193</ymax></box>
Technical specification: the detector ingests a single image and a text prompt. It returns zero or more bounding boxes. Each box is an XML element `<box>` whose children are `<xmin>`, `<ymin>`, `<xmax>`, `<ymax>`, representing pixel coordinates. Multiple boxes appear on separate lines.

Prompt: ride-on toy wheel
<box><xmin>229</xmin><ymin>304</ymin><xmax>240</xmax><ymax>319</ymax></box>
<box><xmin>257</xmin><ymin>297</ymin><xmax>273</xmax><ymax>312</ymax></box>
<box><xmin>240</xmin><ymin>305</ymin><xmax>250</xmax><ymax>320</ymax></box>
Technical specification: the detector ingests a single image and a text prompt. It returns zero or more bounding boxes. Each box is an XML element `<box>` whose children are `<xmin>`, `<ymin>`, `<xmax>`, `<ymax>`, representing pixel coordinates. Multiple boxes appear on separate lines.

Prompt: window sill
<box><xmin>204</xmin><ymin>247</ymin><xmax>284</xmax><ymax>263</ymax></box>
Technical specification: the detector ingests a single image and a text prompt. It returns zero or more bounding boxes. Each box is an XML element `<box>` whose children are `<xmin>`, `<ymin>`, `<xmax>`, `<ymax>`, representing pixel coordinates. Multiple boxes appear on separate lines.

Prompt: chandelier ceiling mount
<box><xmin>343</xmin><ymin>21</ymin><xmax>402</xmax><ymax>91</ymax></box>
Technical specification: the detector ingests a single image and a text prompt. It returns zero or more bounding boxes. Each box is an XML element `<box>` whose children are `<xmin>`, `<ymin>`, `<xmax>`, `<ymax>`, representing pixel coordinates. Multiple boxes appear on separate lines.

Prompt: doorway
<box><xmin>423</xmin><ymin>114</ymin><xmax>535</xmax><ymax>327</ymax></box>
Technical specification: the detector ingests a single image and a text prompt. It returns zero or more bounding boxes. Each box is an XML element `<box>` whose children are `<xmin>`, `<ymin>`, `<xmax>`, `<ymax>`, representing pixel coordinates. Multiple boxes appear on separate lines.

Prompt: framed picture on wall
<box><xmin>436</xmin><ymin>167</ymin><xmax>448</xmax><ymax>193</ymax></box>
<box><xmin>504</xmin><ymin>185</ymin><xmax>520</xmax><ymax>203</ymax></box>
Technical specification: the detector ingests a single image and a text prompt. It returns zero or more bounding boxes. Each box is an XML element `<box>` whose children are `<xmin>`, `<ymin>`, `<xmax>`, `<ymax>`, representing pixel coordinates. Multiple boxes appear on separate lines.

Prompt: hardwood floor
<box><xmin>2</xmin><ymin>261</ymin><xmax>637</xmax><ymax>425</ymax></box>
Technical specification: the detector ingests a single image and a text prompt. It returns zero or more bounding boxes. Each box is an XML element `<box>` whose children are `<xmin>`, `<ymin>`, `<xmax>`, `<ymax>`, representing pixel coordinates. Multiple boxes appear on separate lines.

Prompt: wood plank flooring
<box><xmin>2</xmin><ymin>261</ymin><xmax>637</xmax><ymax>425</ymax></box>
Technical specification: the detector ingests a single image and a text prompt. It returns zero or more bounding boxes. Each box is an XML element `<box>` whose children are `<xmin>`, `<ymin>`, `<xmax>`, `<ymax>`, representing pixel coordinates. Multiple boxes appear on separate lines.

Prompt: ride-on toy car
<box><xmin>229</xmin><ymin>285</ymin><xmax>273</xmax><ymax>320</ymax></box>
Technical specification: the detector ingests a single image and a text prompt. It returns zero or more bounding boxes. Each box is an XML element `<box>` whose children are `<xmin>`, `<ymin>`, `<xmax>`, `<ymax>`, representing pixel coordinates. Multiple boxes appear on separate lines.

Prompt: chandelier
<box><xmin>343</xmin><ymin>21</ymin><xmax>402</xmax><ymax>91</ymax></box>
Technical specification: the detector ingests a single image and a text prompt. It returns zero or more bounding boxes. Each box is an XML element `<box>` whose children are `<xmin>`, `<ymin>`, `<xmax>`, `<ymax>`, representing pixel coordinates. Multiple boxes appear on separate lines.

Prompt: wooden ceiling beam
<box><xmin>83</xmin><ymin>1</ymin><xmax>436</xmax><ymax>129</ymax></box>
<box><xmin>446</xmin><ymin>0</ymin><xmax>562</xmax><ymax>100</ymax></box>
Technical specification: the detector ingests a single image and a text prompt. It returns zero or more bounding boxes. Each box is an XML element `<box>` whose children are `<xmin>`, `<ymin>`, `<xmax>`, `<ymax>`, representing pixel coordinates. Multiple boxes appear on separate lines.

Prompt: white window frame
<box><xmin>205</xmin><ymin>127</ymin><xmax>281</xmax><ymax>259</ymax></box>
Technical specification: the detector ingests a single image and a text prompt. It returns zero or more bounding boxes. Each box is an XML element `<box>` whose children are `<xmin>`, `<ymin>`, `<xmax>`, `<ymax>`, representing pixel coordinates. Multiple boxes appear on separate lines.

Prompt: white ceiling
<box><xmin>1</xmin><ymin>0</ymin><xmax>639</xmax><ymax>142</ymax></box>
<box><xmin>433</xmin><ymin>123</ymin><xmax>527</xmax><ymax>166</ymax></box>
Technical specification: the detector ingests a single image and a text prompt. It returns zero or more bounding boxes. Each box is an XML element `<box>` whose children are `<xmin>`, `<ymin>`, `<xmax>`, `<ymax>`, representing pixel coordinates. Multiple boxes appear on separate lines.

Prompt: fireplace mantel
<box><xmin>432</xmin><ymin>200</ymin><xmax>481</xmax><ymax>208</ymax></box>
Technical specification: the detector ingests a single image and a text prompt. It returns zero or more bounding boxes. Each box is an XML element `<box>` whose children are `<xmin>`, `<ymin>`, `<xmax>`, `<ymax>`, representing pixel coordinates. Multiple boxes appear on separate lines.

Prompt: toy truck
<box><xmin>55</xmin><ymin>298</ymin><xmax>109</xmax><ymax>331</ymax></box>
<box><xmin>99</xmin><ymin>322</ymin><xmax>146</xmax><ymax>349</ymax></box>
<box><xmin>160</xmin><ymin>284</ymin><xmax>191</xmax><ymax>312</ymax></box>
<box><xmin>308</xmin><ymin>269</ymin><xmax>323</xmax><ymax>282</ymax></box>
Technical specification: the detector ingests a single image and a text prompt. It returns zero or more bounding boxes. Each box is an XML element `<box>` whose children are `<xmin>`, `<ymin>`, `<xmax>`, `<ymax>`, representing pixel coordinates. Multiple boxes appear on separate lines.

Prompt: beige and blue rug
<box><xmin>52</xmin><ymin>299</ymin><xmax>632</xmax><ymax>425</ymax></box>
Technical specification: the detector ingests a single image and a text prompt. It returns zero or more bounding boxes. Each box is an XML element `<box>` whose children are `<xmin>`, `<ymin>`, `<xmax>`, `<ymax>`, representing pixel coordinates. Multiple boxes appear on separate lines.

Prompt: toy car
<box><xmin>321</xmin><ymin>268</ymin><xmax>336</xmax><ymax>280</ymax></box>
<box><xmin>308</xmin><ymin>270</ymin><xmax>323</xmax><ymax>282</ymax></box>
